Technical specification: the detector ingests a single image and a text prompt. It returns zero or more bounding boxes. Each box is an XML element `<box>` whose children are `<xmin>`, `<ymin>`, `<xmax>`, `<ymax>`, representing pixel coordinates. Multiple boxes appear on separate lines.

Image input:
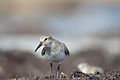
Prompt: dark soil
<box><xmin>0</xmin><ymin>50</ymin><xmax>120</xmax><ymax>80</ymax></box>
<box><xmin>0</xmin><ymin>70</ymin><xmax>120</xmax><ymax>80</ymax></box>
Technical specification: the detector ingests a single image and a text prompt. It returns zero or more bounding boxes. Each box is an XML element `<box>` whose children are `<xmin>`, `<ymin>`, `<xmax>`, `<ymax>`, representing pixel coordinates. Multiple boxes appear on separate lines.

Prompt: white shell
<box><xmin>77</xmin><ymin>63</ymin><xmax>104</xmax><ymax>74</ymax></box>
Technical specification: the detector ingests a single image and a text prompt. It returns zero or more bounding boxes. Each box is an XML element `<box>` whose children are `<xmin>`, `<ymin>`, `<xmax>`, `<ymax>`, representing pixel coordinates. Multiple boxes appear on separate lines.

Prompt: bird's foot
<box><xmin>50</xmin><ymin>74</ymin><xmax>54</xmax><ymax>79</ymax></box>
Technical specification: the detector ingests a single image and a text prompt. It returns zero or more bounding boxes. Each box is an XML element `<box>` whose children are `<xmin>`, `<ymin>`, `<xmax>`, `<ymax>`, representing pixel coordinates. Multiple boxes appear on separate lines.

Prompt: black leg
<box><xmin>50</xmin><ymin>62</ymin><xmax>53</xmax><ymax>74</ymax></box>
<box><xmin>57</xmin><ymin>64</ymin><xmax>60</xmax><ymax>72</ymax></box>
<box><xmin>57</xmin><ymin>63</ymin><xmax>61</xmax><ymax>79</ymax></box>
<box><xmin>50</xmin><ymin>62</ymin><xmax>54</xmax><ymax>79</ymax></box>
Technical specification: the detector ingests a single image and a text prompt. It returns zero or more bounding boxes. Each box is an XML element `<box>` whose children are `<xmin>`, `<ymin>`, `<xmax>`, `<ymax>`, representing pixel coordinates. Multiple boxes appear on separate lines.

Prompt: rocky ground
<box><xmin>0</xmin><ymin>50</ymin><xmax>120</xmax><ymax>80</ymax></box>
<box><xmin>0</xmin><ymin>70</ymin><xmax>120</xmax><ymax>80</ymax></box>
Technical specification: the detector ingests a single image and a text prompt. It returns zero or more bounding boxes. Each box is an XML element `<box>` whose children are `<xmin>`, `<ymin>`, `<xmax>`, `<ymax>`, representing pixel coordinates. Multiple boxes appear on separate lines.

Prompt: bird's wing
<box><xmin>64</xmin><ymin>45</ymin><xmax>69</xmax><ymax>56</ymax></box>
<box><xmin>41</xmin><ymin>47</ymin><xmax>46</xmax><ymax>56</ymax></box>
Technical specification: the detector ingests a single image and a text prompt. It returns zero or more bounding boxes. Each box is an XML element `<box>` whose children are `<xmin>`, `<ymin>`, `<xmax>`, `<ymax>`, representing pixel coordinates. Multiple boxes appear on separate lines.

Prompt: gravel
<box><xmin>0</xmin><ymin>70</ymin><xmax>120</xmax><ymax>80</ymax></box>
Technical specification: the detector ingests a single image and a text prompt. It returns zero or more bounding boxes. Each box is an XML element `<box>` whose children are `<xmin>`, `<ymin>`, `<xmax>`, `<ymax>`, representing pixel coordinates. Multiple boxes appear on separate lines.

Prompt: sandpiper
<box><xmin>35</xmin><ymin>34</ymin><xmax>69</xmax><ymax>78</ymax></box>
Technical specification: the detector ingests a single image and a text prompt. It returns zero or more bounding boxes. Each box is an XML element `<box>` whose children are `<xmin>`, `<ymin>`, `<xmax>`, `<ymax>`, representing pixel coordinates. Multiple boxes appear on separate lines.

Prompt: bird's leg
<box><xmin>50</xmin><ymin>62</ymin><xmax>54</xmax><ymax>78</ymax></box>
<box><xmin>57</xmin><ymin>62</ymin><xmax>61</xmax><ymax>79</ymax></box>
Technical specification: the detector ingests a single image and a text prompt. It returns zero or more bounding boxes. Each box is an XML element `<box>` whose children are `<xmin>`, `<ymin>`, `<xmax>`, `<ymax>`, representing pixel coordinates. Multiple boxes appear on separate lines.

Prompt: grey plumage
<box><xmin>42</xmin><ymin>39</ymin><xmax>69</xmax><ymax>55</ymax></box>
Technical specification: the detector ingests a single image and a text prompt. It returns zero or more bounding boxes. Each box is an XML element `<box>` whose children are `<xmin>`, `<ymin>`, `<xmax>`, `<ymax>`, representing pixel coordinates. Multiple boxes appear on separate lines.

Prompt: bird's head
<box><xmin>35</xmin><ymin>34</ymin><xmax>53</xmax><ymax>52</ymax></box>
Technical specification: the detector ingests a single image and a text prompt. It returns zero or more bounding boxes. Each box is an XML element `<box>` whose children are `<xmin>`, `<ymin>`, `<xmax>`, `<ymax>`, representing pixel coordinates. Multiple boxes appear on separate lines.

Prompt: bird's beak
<box><xmin>35</xmin><ymin>42</ymin><xmax>42</xmax><ymax>52</ymax></box>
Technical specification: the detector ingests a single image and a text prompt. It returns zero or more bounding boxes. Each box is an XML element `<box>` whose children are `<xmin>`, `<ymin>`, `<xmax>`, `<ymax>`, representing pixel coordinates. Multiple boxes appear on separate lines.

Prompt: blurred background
<box><xmin>0</xmin><ymin>0</ymin><xmax>120</xmax><ymax>75</ymax></box>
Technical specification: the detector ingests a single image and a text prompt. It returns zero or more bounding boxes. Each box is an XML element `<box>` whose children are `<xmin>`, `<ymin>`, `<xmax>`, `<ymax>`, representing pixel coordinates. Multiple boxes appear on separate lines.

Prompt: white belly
<box><xmin>45</xmin><ymin>52</ymin><xmax>66</xmax><ymax>62</ymax></box>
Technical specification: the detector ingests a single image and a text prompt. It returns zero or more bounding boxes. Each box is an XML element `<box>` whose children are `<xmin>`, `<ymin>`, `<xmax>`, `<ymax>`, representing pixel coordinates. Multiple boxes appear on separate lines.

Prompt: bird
<box><xmin>35</xmin><ymin>34</ymin><xmax>69</xmax><ymax>78</ymax></box>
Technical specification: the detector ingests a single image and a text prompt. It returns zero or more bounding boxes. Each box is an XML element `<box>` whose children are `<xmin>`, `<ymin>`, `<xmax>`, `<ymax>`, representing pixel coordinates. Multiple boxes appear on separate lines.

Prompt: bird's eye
<box><xmin>44</xmin><ymin>38</ymin><xmax>48</xmax><ymax>41</ymax></box>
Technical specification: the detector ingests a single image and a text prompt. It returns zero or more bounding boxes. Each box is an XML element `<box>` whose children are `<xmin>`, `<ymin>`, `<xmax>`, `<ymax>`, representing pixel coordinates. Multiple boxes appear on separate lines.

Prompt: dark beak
<box><xmin>35</xmin><ymin>42</ymin><xmax>42</xmax><ymax>52</ymax></box>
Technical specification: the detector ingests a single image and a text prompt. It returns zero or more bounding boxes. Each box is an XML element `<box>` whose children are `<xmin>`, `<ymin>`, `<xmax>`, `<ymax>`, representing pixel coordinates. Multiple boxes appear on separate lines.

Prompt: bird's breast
<box><xmin>45</xmin><ymin>51</ymin><xmax>66</xmax><ymax>62</ymax></box>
